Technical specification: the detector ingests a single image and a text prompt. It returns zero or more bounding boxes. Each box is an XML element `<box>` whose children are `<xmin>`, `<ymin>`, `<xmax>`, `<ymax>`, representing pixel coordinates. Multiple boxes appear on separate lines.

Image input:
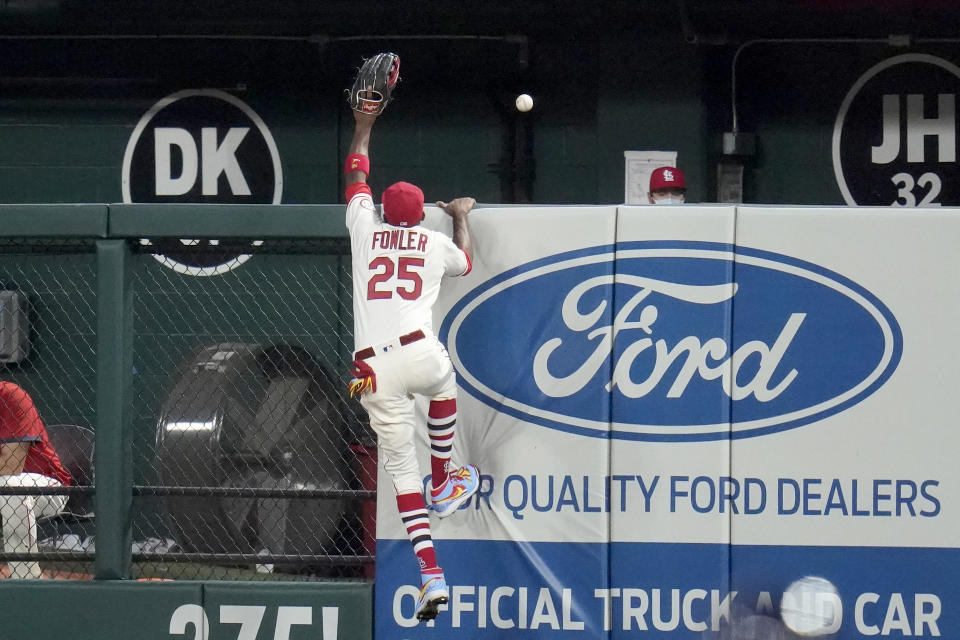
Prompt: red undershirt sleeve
<box><xmin>345</xmin><ymin>182</ymin><xmax>372</xmax><ymax>202</ymax></box>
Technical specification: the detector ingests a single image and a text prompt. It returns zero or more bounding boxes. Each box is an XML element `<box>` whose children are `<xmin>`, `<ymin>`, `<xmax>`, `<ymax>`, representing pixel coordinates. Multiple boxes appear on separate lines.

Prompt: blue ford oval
<box><xmin>440</xmin><ymin>241</ymin><xmax>902</xmax><ymax>441</ymax></box>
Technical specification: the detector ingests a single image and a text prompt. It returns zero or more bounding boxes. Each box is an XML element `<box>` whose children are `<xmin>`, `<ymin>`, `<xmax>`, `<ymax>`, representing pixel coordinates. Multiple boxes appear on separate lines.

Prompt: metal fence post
<box><xmin>95</xmin><ymin>239</ymin><xmax>133</xmax><ymax>579</ymax></box>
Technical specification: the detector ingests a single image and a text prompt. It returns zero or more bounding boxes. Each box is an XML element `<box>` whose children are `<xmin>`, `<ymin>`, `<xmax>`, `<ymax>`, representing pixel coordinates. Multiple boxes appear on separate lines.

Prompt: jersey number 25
<box><xmin>367</xmin><ymin>256</ymin><xmax>424</xmax><ymax>300</ymax></box>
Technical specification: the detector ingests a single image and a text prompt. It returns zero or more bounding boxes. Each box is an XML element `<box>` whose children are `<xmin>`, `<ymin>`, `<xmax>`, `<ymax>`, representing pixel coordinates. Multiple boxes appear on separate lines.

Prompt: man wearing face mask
<box><xmin>648</xmin><ymin>166</ymin><xmax>687</xmax><ymax>204</ymax></box>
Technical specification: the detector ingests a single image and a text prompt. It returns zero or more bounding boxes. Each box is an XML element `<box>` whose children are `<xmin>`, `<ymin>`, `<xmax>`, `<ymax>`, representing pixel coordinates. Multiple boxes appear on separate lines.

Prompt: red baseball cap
<box><xmin>382</xmin><ymin>181</ymin><xmax>424</xmax><ymax>227</ymax></box>
<box><xmin>649</xmin><ymin>166</ymin><xmax>686</xmax><ymax>191</ymax></box>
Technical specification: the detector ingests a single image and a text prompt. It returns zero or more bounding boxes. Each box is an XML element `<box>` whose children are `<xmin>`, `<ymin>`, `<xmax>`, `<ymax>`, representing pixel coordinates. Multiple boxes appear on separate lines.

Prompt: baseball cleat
<box><xmin>416</xmin><ymin>572</ymin><xmax>449</xmax><ymax>622</ymax></box>
<box><xmin>427</xmin><ymin>464</ymin><xmax>480</xmax><ymax>518</ymax></box>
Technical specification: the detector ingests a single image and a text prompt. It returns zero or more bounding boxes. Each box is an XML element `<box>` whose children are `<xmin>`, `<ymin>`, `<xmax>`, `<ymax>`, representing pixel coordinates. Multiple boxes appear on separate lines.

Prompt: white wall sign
<box><xmin>624</xmin><ymin>150</ymin><xmax>677</xmax><ymax>205</ymax></box>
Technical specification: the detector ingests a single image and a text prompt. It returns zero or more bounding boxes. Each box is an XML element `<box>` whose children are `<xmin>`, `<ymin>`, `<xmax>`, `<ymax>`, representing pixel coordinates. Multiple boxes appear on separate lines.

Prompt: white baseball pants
<box><xmin>359</xmin><ymin>337</ymin><xmax>457</xmax><ymax>495</ymax></box>
<box><xmin>0</xmin><ymin>473</ymin><xmax>66</xmax><ymax>579</ymax></box>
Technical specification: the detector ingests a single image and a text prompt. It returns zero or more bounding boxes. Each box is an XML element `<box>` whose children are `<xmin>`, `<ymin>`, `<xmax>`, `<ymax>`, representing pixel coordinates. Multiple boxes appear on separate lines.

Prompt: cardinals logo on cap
<box><xmin>649</xmin><ymin>166</ymin><xmax>686</xmax><ymax>192</ymax></box>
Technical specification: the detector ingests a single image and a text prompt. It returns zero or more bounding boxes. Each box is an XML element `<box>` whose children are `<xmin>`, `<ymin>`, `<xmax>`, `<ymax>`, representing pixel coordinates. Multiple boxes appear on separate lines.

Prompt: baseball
<box><xmin>780</xmin><ymin>576</ymin><xmax>841</xmax><ymax>637</ymax></box>
<box><xmin>515</xmin><ymin>93</ymin><xmax>533</xmax><ymax>112</ymax></box>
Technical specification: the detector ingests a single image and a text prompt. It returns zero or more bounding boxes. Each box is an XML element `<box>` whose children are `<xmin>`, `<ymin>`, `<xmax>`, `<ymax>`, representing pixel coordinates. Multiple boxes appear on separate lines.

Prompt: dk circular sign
<box><xmin>122</xmin><ymin>89</ymin><xmax>283</xmax><ymax>276</ymax></box>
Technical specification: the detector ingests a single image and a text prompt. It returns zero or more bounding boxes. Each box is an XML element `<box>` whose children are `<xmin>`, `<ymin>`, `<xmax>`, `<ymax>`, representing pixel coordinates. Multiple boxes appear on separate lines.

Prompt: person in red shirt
<box><xmin>0</xmin><ymin>382</ymin><xmax>71</xmax><ymax>578</ymax></box>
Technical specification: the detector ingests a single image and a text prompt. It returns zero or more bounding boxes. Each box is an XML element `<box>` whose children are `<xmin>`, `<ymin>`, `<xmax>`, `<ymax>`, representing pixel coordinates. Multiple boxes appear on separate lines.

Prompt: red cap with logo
<box><xmin>649</xmin><ymin>166</ymin><xmax>686</xmax><ymax>191</ymax></box>
<box><xmin>382</xmin><ymin>181</ymin><xmax>425</xmax><ymax>227</ymax></box>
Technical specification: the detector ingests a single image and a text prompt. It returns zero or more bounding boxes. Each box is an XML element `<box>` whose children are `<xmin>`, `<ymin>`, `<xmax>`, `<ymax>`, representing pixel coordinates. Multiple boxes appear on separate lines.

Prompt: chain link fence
<box><xmin>0</xmin><ymin>239</ymin><xmax>97</xmax><ymax>579</ymax></box>
<box><xmin>132</xmin><ymin>238</ymin><xmax>373</xmax><ymax>581</ymax></box>
<box><xmin>0</xmin><ymin>236</ymin><xmax>377</xmax><ymax>582</ymax></box>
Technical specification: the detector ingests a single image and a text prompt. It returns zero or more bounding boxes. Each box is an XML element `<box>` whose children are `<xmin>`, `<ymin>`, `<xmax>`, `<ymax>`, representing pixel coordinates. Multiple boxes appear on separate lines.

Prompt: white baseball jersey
<box><xmin>346</xmin><ymin>184</ymin><xmax>471</xmax><ymax>352</ymax></box>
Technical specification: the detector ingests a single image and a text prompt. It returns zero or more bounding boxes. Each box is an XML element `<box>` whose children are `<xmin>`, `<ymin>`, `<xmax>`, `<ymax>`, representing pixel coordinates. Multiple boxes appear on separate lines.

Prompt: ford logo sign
<box><xmin>440</xmin><ymin>242</ymin><xmax>902</xmax><ymax>441</ymax></box>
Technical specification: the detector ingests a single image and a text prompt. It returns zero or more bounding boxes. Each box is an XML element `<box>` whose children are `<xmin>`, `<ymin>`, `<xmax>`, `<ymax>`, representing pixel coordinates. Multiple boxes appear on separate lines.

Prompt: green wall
<box><xmin>0</xmin><ymin>34</ymin><xmax>703</xmax><ymax>206</ymax></box>
<box><xmin>2</xmin><ymin>32</ymin><xmax>960</xmax><ymax>206</ymax></box>
<box><xmin>0</xmin><ymin>580</ymin><xmax>373</xmax><ymax>640</ymax></box>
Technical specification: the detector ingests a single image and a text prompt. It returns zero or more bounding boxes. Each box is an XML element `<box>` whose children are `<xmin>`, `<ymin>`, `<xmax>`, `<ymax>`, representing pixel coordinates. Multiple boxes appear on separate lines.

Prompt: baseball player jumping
<box><xmin>344</xmin><ymin>53</ymin><xmax>480</xmax><ymax>622</ymax></box>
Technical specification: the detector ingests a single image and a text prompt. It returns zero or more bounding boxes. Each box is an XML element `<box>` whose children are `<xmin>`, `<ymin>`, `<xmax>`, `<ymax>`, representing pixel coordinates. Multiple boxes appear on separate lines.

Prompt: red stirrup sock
<box><xmin>428</xmin><ymin>399</ymin><xmax>457</xmax><ymax>491</ymax></box>
<box><xmin>396</xmin><ymin>492</ymin><xmax>437</xmax><ymax>570</ymax></box>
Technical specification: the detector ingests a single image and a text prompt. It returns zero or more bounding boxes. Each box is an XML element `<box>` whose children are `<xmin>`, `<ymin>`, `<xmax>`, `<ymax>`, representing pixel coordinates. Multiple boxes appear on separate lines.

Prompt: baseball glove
<box><xmin>348</xmin><ymin>359</ymin><xmax>377</xmax><ymax>397</ymax></box>
<box><xmin>347</xmin><ymin>52</ymin><xmax>401</xmax><ymax>115</ymax></box>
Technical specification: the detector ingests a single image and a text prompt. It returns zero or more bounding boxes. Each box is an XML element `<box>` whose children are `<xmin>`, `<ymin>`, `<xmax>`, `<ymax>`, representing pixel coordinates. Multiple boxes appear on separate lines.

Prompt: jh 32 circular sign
<box><xmin>833</xmin><ymin>54</ymin><xmax>960</xmax><ymax>207</ymax></box>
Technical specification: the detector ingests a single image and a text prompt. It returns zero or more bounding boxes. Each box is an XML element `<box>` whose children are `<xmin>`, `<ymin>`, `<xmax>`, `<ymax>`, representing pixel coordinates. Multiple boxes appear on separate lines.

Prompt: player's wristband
<box><xmin>345</xmin><ymin>153</ymin><xmax>370</xmax><ymax>176</ymax></box>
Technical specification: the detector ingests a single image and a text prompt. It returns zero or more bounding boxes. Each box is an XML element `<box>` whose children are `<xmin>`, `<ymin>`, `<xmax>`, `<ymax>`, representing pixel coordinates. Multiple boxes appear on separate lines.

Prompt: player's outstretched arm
<box><xmin>344</xmin><ymin>110</ymin><xmax>377</xmax><ymax>186</ymax></box>
<box><xmin>437</xmin><ymin>197</ymin><xmax>475</xmax><ymax>261</ymax></box>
